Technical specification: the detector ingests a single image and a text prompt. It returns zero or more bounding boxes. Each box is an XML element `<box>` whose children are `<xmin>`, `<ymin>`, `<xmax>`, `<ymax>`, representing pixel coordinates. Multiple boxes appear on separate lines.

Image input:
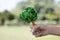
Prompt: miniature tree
<box><xmin>19</xmin><ymin>7</ymin><xmax>37</xmax><ymax>25</ymax></box>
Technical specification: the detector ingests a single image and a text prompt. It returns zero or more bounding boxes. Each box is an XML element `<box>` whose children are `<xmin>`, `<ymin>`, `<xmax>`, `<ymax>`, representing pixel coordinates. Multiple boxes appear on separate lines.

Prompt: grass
<box><xmin>0</xmin><ymin>26</ymin><xmax>60</xmax><ymax>40</ymax></box>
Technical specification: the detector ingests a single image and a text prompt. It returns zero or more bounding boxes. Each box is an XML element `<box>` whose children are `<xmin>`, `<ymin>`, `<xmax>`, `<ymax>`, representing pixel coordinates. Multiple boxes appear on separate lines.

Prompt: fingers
<box><xmin>30</xmin><ymin>24</ymin><xmax>38</xmax><ymax>32</ymax></box>
<box><xmin>33</xmin><ymin>31</ymin><xmax>47</xmax><ymax>37</ymax></box>
<box><xmin>30</xmin><ymin>24</ymin><xmax>48</xmax><ymax>37</ymax></box>
<box><xmin>32</xmin><ymin>30</ymin><xmax>40</xmax><ymax>35</ymax></box>
<box><xmin>32</xmin><ymin>31</ymin><xmax>43</xmax><ymax>37</ymax></box>
<box><xmin>30</xmin><ymin>24</ymin><xmax>40</xmax><ymax>34</ymax></box>
<box><xmin>35</xmin><ymin>33</ymin><xmax>42</xmax><ymax>37</ymax></box>
<box><xmin>35</xmin><ymin>33</ymin><xmax>46</xmax><ymax>37</ymax></box>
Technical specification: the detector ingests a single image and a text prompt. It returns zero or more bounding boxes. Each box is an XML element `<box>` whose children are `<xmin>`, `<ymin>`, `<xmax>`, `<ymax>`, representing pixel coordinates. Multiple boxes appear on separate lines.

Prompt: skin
<box><xmin>30</xmin><ymin>24</ymin><xmax>60</xmax><ymax>37</ymax></box>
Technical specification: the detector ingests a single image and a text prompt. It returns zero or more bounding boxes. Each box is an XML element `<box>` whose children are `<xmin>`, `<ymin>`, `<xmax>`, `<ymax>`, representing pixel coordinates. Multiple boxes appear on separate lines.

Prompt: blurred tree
<box><xmin>46</xmin><ymin>13</ymin><xmax>56</xmax><ymax>20</ymax></box>
<box><xmin>8</xmin><ymin>14</ymin><xmax>15</xmax><ymax>21</ymax></box>
<box><xmin>3</xmin><ymin>10</ymin><xmax>12</xmax><ymax>19</ymax></box>
<box><xmin>16</xmin><ymin>1</ymin><xmax>29</xmax><ymax>11</ymax></box>
<box><xmin>0</xmin><ymin>10</ymin><xmax>15</xmax><ymax>25</ymax></box>
<box><xmin>54</xmin><ymin>18</ymin><xmax>60</xmax><ymax>24</ymax></box>
<box><xmin>34</xmin><ymin>3</ymin><xmax>43</xmax><ymax>13</ymax></box>
<box><xmin>1</xmin><ymin>18</ymin><xmax>5</xmax><ymax>25</ymax></box>
<box><xmin>45</xmin><ymin>8</ymin><xmax>54</xmax><ymax>13</ymax></box>
<box><xmin>55</xmin><ymin>1</ymin><xmax>60</xmax><ymax>24</ymax></box>
<box><xmin>41</xmin><ymin>16</ymin><xmax>47</xmax><ymax>20</ymax></box>
<box><xmin>12</xmin><ymin>1</ymin><xmax>30</xmax><ymax>16</ymax></box>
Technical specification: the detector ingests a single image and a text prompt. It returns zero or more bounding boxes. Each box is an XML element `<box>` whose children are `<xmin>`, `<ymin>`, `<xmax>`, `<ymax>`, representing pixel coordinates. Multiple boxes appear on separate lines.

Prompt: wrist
<box><xmin>47</xmin><ymin>25</ymin><xmax>56</xmax><ymax>35</ymax></box>
<box><xmin>47</xmin><ymin>25</ymin><xmax>55</xmax><ymax>35</ymax></box>
<box><xmin>47</xmin><ymin>27</ymin><xmax>52</xmax><ymax>35</ymax></box>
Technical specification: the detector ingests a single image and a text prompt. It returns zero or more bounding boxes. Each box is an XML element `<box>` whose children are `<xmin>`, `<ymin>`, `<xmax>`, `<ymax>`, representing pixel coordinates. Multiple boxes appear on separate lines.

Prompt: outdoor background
<box><xmin>0</xmin><ymin>0</ymin><xmax>60</xmax><ymax>40</ymax></box>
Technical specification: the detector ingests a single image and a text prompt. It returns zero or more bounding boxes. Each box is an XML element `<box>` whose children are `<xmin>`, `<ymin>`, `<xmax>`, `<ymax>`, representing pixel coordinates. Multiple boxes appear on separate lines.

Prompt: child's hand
<box><xmin>30</xmin><ymin>24</ymin><xmax>51</xmax><ymax>37</ymax></box>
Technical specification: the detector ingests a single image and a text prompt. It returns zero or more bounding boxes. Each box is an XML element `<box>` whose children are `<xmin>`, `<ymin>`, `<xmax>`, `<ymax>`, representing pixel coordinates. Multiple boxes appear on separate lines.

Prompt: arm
<box><xmin>31</xmin><ymin>24</ymin><xmax>60</xmax><ymax>37</ymax></box>
<box><xmin>49</xmin><ymin>25</ymin><xmax>60</xmax><ymax>36</ymax></box>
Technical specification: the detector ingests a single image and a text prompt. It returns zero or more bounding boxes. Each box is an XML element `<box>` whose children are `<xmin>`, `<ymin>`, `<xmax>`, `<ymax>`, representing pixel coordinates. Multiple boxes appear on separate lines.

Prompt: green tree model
<box><xmin>19</xmin><ymin>7</ymin><xmax>37</xmax><ymax>25</ymax></box>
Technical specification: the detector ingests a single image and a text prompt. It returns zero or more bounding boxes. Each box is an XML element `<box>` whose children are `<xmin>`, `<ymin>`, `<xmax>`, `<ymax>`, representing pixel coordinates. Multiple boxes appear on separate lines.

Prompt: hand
<box><xmin>30</xmin><ymin>24</ymin><xmax>51</xmax><ymax>37</ymax></box>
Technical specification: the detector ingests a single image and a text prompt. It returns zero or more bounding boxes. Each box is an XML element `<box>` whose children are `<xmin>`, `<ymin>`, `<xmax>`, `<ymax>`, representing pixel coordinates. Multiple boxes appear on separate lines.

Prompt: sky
<box><xmin>54</xmin><ymin>0</ymin><xmax>60</xmax><ymax>4</ymax></box>
<box><xmin>0</xmin><ymin>0</ymin><xmax>59</xmax><ymax>12</ymax></box>
<box><xmin>0</xmin><ymin>0</ymin><xmax>28</xmax><ymax>12</ymax></box>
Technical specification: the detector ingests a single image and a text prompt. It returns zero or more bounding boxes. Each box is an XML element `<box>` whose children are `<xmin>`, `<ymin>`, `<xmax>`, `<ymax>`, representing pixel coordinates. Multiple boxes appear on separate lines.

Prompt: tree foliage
<box><xmin>19</xmin><ymin>7</ymin><xmax>37</xmax><ymax>23</ymax></box>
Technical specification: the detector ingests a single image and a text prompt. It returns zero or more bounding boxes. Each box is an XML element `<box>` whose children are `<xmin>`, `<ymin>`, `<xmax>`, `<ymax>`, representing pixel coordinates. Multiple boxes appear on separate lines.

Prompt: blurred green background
<box><xmin>0</xmin><ymin>0</ymin><xmax>60</xmax><ymax>40</ymax></box>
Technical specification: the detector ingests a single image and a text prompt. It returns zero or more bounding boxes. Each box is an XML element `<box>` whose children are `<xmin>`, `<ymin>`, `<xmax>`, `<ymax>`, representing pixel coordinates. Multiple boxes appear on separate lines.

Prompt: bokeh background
<box><xmin>0</xmin><ymin>0</ymin><xmax>60</xmax><ymax>40</ymax></box>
